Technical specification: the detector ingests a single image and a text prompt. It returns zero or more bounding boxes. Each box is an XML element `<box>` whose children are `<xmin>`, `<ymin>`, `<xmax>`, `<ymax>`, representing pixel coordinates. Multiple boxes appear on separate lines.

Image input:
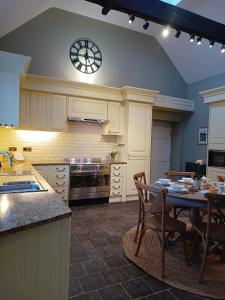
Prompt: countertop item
<box><xmin>0</xmin><ymin>162</ymin><xmax>71</xmax><ymax>237</ymax></box>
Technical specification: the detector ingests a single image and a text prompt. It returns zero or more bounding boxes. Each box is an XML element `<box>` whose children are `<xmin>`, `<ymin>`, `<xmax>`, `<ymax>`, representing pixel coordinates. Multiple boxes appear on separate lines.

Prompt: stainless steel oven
<box><xmin>69</xmin><ymin>163</ymin><xmax>110</xmax><ymax>201</ymax></box>
<box><xmin>208</xmin><ymin>150</ymin><xmax>225</xmax><ymax>168</ymax></box>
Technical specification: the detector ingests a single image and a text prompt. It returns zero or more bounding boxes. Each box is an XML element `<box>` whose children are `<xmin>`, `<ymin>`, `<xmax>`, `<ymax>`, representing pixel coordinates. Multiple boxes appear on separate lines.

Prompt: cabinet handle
<box><xmin>112</xmin><ymin>172</ymin><xmax>121</xmax><ymax>177</ymax></box>
<box><xmin>56</xmin><ymin>167</ymin><xmax>66</xmax><ymax>172</ymax></box>
<box><xmin>112</xmin><ymin>185</ymin><xmax>121</xmax><ymax>189</ymax></box>
<box><xmin>56</xmin><ymin>182</ymin><xmax>66</xmax><ymax>187</ymax></box>
<box><xmin>113</xmin><ymin>178</ymin><xmax>120</xmax><ymax>183</ymax></box>
<box><xmin>113</xmin><ymin>166</ymin><xmax>121</xmax><ymax>170</ymax></box>
<box><xmin>56</xmin><ymin>174</ymin><xmax>66</xmax><ymax>179</ymax></box>
<box><xmin>55</xmin><ymin>188</ymin><xmax>65</xmax><ymax>193</ymax></box>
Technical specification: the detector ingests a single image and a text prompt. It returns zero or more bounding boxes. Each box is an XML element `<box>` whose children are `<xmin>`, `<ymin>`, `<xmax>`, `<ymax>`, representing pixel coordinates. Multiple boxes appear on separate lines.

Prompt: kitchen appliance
<box><xmin>65</xmin><ymin>158</ymin><xmax>110</xmax><ymax>202</ymax></box>
<box><xmin>208</xmin><ymin>150</ymin><xmax>225</xmax><ymax>168</ymax></box>
<box><xmin>67</xmin><ymin>116</ymin><xmax>107</xmax><ymax>124</ymax></box>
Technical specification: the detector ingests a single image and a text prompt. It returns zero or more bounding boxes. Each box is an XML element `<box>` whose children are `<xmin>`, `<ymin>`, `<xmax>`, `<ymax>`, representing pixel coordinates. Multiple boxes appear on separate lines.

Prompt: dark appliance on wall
<box><xmin>208</xmin><ymin>150</ymin><xmax>225</xmax><ymax>168</ymax></box>
<box><xmin>65</xmin><ymin>158</ymin><xmax>110</xmax><ymax>204</ymax></box>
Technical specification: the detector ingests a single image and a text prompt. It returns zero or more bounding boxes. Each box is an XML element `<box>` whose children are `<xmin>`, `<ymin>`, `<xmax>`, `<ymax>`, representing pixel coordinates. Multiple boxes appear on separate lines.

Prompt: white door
<box><xmin>150</xmin><ymin>121</ymin><xmax>171</xmax><ymax>183</ymax></box>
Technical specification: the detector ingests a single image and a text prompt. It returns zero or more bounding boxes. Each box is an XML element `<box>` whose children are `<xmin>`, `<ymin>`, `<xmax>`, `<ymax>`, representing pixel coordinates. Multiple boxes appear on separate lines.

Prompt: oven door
<box><xmin>208</xmin><ymin>150</ymin><xmax>225</xmax><ymax>168</ymax></box>
<box><xmin>70</xmin><ymin>172</ymin><xmax>110</xmax><ymax>200</ymax></box>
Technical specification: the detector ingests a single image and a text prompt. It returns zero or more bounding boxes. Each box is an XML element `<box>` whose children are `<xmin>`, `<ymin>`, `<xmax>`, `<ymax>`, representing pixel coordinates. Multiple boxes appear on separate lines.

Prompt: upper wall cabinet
<box><xmin>0</xmin><ymin>51</ymin><xmax>30</xmax><ymax>127</ymax></box>
<box><xmin>127</xmin><ymin>102</ymin><xmax>152</xmax><ymax>157</ymax></box>
<box><xmin>209</xmin><ymin>101</ymin><xmax>225</xmax><ymax>146</ymax></box>
<box><xmin>68</xmin><ymin>97</ymin><xmax>107</xmax><ymax>121</ymax></box>
<box><xmin>103</xmin><ymin>101</ymin><xmax>123</xmax><ymax>135</ymax></box>
<box><xmin>20</xmin><ymin>90</ymin><xmax>67</xmax><ymax>131</ymax></box>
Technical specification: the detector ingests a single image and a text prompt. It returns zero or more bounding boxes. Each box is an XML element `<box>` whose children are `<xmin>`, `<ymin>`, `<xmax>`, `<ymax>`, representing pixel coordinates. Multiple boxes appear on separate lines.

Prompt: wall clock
<box><xmin>70</xmin><ymin>38</ymin><xmax>102</xmax><ymax>74</ymax></box>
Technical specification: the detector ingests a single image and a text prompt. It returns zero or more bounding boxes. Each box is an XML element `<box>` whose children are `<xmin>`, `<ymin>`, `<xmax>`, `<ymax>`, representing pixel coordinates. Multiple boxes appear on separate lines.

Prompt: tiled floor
<box><xmin>69</xmin><ymin>201</ymin><xmax>212</xmax><ymax>300</ymax></box>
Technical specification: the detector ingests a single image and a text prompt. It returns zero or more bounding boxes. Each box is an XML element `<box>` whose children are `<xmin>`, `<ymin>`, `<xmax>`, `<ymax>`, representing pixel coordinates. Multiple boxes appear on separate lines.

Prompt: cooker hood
<box><xmin>68</xmin><ymin>116</ymin><xmax>107</xmax><ymax>124</ymax></box>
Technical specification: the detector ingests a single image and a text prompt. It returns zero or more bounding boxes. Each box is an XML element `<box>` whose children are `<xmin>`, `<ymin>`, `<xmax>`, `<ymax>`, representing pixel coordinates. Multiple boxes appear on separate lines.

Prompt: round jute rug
<box><xmin>123</xmin><ymin>226</ymin><xmax>225</xmax><ymax>299</ymax></box>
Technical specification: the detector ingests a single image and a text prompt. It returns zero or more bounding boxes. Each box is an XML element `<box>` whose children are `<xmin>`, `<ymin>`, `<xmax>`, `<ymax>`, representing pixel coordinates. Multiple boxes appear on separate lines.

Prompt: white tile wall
<box><xmin>0</xmin><ymin>122</ymin><xmax>117</xmax><ymax>162</ymax></box>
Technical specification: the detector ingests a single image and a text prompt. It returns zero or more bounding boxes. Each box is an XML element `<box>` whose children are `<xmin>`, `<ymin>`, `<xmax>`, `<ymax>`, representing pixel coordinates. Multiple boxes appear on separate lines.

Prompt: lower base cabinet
<box><xmin>126</xmin><ymin>158</ymin><xmax>149</xmax><ymax>195</ymax></box>
<box><xmin>0</xmin><ymin>217</ymin><xmax>71</xmax><ymax>300</ymax></box>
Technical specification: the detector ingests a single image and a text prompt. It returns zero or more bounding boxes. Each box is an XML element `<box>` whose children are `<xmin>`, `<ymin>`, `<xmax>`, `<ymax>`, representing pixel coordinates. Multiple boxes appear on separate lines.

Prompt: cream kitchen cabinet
<box><xmin>68</xmin><ymin>97</ymin><xmax>107</xmax><ymax>121</ymax></box>
<box><xmin>127</xmin><ymin>102</ymin><xmax>152</xmax><ymax>157</ymax></box>
<box><xmin>20</xmin><ymin>90</ymin><xmax>67</xmax><ymax>131</ymax></box>
<box><xmin>103</xmin><ymin>101</ymin><xmax>122</xmax><ymax>135</ymax></box>
<box><xmin>126</xmin><ymin>158</ymin><xmax>149</xmax><ymax>195</ymax></box>
<box><xmin>110</xmin><ymin>164</ymin><xmax>123</xmax><ymax>197</ymax></box>
<box><xmin>209</xmin><ymin>101</ymin><xmax>225</xmax><ymax>147</ymax></box>
<box><xmin>34</xmin><ymin>164</ymin><xmax>69</xmax><ymax>204</ymax></box>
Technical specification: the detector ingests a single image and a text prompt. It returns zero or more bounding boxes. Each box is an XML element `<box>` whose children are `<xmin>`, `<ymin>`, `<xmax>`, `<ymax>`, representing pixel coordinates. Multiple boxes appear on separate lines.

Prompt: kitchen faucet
<box><xmin>0</xmin><ymin>150</ymin><xmax>13</xmax><ymax>167</ymax></box>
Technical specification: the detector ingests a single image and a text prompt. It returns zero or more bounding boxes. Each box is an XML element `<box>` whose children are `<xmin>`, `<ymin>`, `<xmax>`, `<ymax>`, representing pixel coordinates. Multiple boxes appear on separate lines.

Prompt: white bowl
<box><xmin>182</xmin><ymin>177</ymin><xmax>193</xmax><ymax>184</ymax></box>
<box><xmin>173</xmin><ymin>184</ymin><xmax>185</xmax><ymax>192</ymax></box>
<box><xmin>158</xmin><ymin>178</ymin><xmax>170</xmax><ymax>184</ymax></box>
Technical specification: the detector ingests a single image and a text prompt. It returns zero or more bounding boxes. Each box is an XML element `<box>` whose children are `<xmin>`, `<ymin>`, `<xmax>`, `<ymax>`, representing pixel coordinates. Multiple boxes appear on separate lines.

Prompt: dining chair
<box><xmin>165</xmin><ymin>171</ymin><xmax>196</xmax><ymax>219</ymax></box>
<box><xmin>134</xmin><ymin>181</ymin><xmax>190</xmax><ymax>278</ymax></box>
<box><xmin>194</xmin><ymin>192</ymin><xmax>225</xmax><ymax>283</ymax></box>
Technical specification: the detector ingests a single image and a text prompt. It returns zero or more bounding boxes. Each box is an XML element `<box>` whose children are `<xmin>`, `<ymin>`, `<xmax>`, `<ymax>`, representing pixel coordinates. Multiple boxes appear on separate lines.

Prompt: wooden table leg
<box><xmin>190</xmin><ymin>207</ymin><xmax>202</xmax><ymax>264</ymax></box>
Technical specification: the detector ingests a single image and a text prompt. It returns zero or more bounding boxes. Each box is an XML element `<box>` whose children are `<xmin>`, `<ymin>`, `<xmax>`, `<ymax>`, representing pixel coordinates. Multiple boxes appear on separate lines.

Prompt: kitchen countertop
<box><xmin>0</xmin><ymin>163</ymin><xmax>71</xmax><ymax>237</ymax></box>
<box><xmin>32</xmin><ymin>160</ymin><xmax>127</xmax><ymax>165</ymax></box>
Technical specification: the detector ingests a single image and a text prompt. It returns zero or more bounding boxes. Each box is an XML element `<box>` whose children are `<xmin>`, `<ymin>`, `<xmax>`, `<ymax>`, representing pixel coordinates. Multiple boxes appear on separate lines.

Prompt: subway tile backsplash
<box><xmin>0</xmin><ymin>122</ymin><xmax>117</xmax><ymax>162</ymax></box>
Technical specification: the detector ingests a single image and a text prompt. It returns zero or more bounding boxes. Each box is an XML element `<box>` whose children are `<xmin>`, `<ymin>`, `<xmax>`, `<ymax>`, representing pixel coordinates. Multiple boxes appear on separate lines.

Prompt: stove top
<box><xmin>64</xmin><ymin>157</ymin><xmax>103</xmax><ymax>165</ymax></box>
<box><xmin>65</xmin><ymin>158</ymin><xmax>110</xmax><ymax>173</ymax></box>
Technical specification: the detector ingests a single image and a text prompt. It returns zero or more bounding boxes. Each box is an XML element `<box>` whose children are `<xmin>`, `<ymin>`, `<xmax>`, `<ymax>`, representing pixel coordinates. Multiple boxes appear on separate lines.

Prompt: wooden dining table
<box><xmin>166</xmin><ymin>190</ymin><xmax>208</xmax><ymax>263</ymax></box>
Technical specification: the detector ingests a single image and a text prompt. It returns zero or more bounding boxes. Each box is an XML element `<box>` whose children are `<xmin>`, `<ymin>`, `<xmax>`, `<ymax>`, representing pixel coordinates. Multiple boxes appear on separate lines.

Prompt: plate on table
<box><xmin>155</xmin><ymin>180</ymin><xmax>170</xmax><ymax>186</ymax></box>
<box><xmin>178</xmin><ymin>179</ymin><xmax>194</xmax><ymax>184</ymax></box>
<box><xmin>167</xmin><ymin>186</ymin><xmax>189</xmax><ymax>193</ymax></box>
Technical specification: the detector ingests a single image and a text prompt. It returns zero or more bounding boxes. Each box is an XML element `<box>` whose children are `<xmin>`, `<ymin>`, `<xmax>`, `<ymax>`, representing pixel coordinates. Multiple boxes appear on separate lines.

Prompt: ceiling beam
<box><xmin>84</xmin><ymin>0</ymin><xmax>225</xmax><ymax>45</ymax></box>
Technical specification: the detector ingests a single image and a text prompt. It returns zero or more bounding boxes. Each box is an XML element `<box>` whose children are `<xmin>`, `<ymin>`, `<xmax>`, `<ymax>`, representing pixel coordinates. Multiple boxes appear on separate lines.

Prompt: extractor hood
<box><xmin>68</xmin><ymin>116</ymin><xmax>107</xmax><ymax>124</ymax></box>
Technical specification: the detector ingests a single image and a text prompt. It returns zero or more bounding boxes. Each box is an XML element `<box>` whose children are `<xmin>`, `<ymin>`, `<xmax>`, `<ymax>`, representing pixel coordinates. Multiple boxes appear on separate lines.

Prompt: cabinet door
<box><xmin>126</xmin><ymin>158</ymin><xmax>149</xmax><ymax>195</ymax></box>
<box><xmin>68</xmin><ymin>97</ymin><xmax>107</xmax><ymax>120</ymax></box>
<box><xmin>50</xmin><ymin>94</ymin><xmax>67</xmax><ymax>131</ymax></box>
<box><xmin>107</xmin><ymin>102</ymin><xmax>121</xmax><ymax>133</ymax></box>
<box><xmin>128</xmin><ymin>102</ymin><xmax>152</xmax><ymax>157</ymax></box>
<box><xmin>20</xmin><ymin>90</ymin><xmax>31</xmax><ymax>129</ymax></box>
<box><xmin>30</xmin><ymin>91</ymin><xmax>50</xmax><ymax>130</ymax></box>
<box><xmin>209</xmin><ymin>101</ymin><xmax>225</xmax><ymax>145</ymax></box>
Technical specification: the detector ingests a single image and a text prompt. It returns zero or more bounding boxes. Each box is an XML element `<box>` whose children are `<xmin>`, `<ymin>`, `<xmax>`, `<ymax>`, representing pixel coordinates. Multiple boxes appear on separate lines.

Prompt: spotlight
<box><xmin>175</xmin><ymin>30</ymin><xmax>181</xmax><ymax>38</ymax></box>
<box><xmin>221</xmin><ymin>45</ymin><xmax>225</xmax><ymax>53</ymax></box>
<box><xmin>197</xmin><ymin>37</ymin><xmax>202</xmax><ymax>45</ymax></box>
<box><xmin>162</xmin><ymin>26</ymin><xmax>170</xmax><ymax>38</ymax></box>
<box><xmin>209</xmin><ymin>41</ymin><xmax>215</xmax><ymax>48</ymax></box>
<box><xmin>128</xmin><ymin>14</ymin><xmax>135</xmax><ymax>24</ymax></box>
<box><xmin>143</xmin><ymin>20</ymin><xmax>150</xmax><ymax>30</ymax></box>
<box><xmin>190</xmin><ymin>34</ymin><xmax>195</xmax><ymax>43</ymax></box>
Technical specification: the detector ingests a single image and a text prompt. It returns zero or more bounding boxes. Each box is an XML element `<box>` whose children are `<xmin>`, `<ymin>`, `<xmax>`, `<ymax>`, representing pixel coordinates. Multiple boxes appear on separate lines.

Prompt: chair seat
<box><xmin>144</xmin><ymin>202</ymin><xmax>171</xmax><ymax>215</ymax></box>
<box><xmin>145</xmin><ymin>214</ymin><xmax>187</xmax><ymax>233</ymax></box>
<box><xmin>196</xmin><ymin>223</ymin><xmax>225</xmax><ymax>242</ymax></box>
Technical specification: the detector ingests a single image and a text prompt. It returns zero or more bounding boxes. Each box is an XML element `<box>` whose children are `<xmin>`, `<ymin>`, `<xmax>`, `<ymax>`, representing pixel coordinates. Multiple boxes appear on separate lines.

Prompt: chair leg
<box><xmin>199</xmin><ymin>237</ymin><xmax>209</xmax><ymax>284</ymax></box>
<box><xmin>183</xmin><ymin>234</ymin><xmax>191</xmax><ymax>266</ymax></box>
<box><xmin>161</xmin><ymin>232</ymin><xmax>165</xmax><ymax>279</ymax></box>
<box><xmin>134</xmin><ymin>207</ymin><xmax>141</xmax><ymax>243</ymax></box>
<box><xmin>135</xmin><ymin>221</ymin><xmax>145</xmax><ymax>257</ymax></box>
<box><xmin>173</xmin><ymin>208</ymin><xmax>177</xmax><ymax>219</ymax></box>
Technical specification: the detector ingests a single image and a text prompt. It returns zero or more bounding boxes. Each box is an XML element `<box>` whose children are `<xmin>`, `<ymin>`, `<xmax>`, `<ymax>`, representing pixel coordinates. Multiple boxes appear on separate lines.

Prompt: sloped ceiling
<box><xmin>1</xmin><ymin>0</ymin><xmax>225</xmax><ymax>84</ymax></box>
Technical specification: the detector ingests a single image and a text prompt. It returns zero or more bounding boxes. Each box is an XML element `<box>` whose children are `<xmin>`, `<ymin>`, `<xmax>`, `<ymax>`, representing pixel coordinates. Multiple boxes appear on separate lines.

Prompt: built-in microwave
<box><xmin>208</xmin><ymin>150</ymin><xmax>225</xmax><ymax>168</ymax></box>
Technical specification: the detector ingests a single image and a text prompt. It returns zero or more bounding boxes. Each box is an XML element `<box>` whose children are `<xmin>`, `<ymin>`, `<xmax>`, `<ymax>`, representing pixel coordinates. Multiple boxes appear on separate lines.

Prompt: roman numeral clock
<box><xmin>70</xmin><ymin>39</ymin><xmax>102</xmax><ymax>74</ymax></box>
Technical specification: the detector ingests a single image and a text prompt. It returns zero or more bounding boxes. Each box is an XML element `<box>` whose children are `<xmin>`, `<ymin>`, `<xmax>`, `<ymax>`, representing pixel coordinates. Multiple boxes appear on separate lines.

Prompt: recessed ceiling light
<box><xmin>162</xmin><ymin>26</ymin><xmax>170</xmax><ymax>38</ymax></box>
<box><xmin>221</xmin><ymin>45</ymin><xmax>225</xmax><ymax>53</ymax></box>
<box><xmin>209</xmin><ymin>41</ymin><xmax>215</xmax><ymax>48</ymax></box>
<box><xmin>128</xmin><ymin>14</ymin><xmax>135</xmax><ymax>24</ymax></box>
<box><xmin>190</xmin><ymin>34</ymin><xmax>195</xmax><ymax>43</ymax></box>
<box><xmin>197</xmin><ymin>37</ymin><xmax>202</xmax><ymax>45</ymax></box>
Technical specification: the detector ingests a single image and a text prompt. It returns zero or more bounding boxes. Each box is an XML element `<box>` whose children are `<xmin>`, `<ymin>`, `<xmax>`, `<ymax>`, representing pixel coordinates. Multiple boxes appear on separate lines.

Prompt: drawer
<box><xmin>110</xmin><ymin>188</ymin><xmax>122</xmax><ymax>197</ymax></box>
<box><xmin>54</xmin><ymin>187</ymin><xmax>68</xmax><ymax>201</ymax></box>
<box><xmin>111</xmin><ymin>164</ymin><xmax>123</xmax><ymax>172</ymax></box>
<box><xmin>111</xmin><ymin>177</ymin><xmax>122</xmax><ymax>184</ymax></box>
<box><xmin>52</xmin><ymin>179</ymin><xmax>68</xmax><ymax>188</ymax></box>
<box><xmin>52</xmin><ymin>165</ymin><xmax>69</xmax><ymax>174</ymax></box>
<box><xmin>110</xmin><ymin>183</ymin><xmax>122</xmax><ymax>193</ymax></box>
<box><xmin>111</xmin><ymin>170</ymin><xmax>122</xmax><ymax>177</ymax></box>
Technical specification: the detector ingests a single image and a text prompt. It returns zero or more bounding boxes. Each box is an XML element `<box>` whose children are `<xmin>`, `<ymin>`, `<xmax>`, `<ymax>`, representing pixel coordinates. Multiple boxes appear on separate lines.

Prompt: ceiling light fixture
<box><xmin>197</xmin><ymin>36</ymin><xmax>202</xmax><ymax>45</ymax></box>
<box><xmin>190</xmin><ymin>34</ymin><xmax>195</xmax><ymax>43</ymax></box>
<box><xmin>128</xmin><ymin>14</ymin><xmax>135</xmax><ymax>24</ymax></box>
<box><xmin>209</xmin><ymin>41</ymin><xmax>215</xmax><ymax>48</ymax></box>
<box><xmin>221</xmin><ymin>45</ymin><xmax>225</xmax><ymax>53</ymax></box>
<box><xmin>143</xmin><ymin>20</ymin><xmax>150</xmax><ymax>30</ymax></box>
<box><xmin>175</xmin><ymin>30</ymin><xmax>181</xmax><ymax>38</ymax></box>
<box><xmin>162</xmin><ymin>26</ymin><xmax>170</xmax><ymax>38</ymax></box>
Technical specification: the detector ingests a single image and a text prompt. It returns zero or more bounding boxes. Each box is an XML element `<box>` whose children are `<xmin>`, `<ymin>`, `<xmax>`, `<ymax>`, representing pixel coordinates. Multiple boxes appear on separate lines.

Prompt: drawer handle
<box><xmin>113</xmin><ymin>166</ymin><xmax>121</xmax><ymax>171</ymax></box>
<box><xmin>56</xmin><ymin>174</ymin><xmax>66</xmax><ymax>179</ymax></box>
<box><xmin>112</xmin><ymin>185</ymin><xmax>121</xmax><ymax>189</ymax></box>
<box><xmin>56</xmin><ymin>167</ymin><xmax>66</xmax><ymax>172</ymax></box>
<box><xmin>55</xmin><ymin>188</ymin><xmax>65</xmax><ymax>193</ymax></box>
<box><xmin>112</xmin><ymin>172</ymin><xmax>121</xmax><ymax>177</ymax></box>
<box><xmin>113</xmin><ymin>178</ymin><xmax>120</xmax><ymax>183</ymax></box>
<box><xmin>56</xmin><ymin>182</ymin><xmax>66</xmax><ymax>187</ymax></box>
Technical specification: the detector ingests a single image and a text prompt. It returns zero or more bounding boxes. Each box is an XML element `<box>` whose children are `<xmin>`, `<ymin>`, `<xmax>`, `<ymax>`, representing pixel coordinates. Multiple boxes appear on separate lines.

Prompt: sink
<box><xmin>0</xmin><ymin>174</ymin><xmax>48</xmax><ymax>194</ymax></box>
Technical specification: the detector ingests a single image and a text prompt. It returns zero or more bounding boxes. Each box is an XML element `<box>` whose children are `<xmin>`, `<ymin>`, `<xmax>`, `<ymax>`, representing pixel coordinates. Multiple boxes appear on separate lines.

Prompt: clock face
<box><xmin>70</xmin><ymin>39</ymin><xmax>102</xmax><ymax>74</ymax></box>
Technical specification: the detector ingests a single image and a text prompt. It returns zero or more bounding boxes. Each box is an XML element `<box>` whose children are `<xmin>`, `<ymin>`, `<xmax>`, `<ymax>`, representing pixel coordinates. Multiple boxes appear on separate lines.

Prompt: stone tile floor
<box><xmin>69</xmin><ymin>201</ymin><xmax>213</xmax><ymax>300</ymax></box>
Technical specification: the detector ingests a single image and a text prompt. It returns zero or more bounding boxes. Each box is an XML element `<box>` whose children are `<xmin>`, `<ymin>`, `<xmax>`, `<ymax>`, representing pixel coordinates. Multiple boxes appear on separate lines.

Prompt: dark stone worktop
<box><xmin>0</xmin><ymin>163</ymin><xmax>71</xmax><ymax>237</ymax></box>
